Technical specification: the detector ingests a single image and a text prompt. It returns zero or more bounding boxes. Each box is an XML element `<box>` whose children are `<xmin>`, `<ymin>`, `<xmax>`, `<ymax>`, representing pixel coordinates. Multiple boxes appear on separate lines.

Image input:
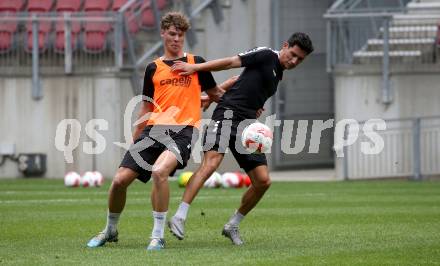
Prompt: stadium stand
<box><xmin>54</xmin><ymin>0</ymin><xmax>82</xmax><ymax>52</ymax></box>
<box><xmin>0</xmin><ymin>0</ymin><xmax>24</xmax><ymax>53</ymax></box>
<box><xmin>56</xmin><ymin>0</ymin><xmax>83</xmax><ymax>12</ymax></box>
<box><xmin>0</xmin><ymin>0</ymin><xmax>24</xmax><ymax>12</ymax></box>
<box><xmin>83</xmin><ymin>0</ymin><xmax>112</xmax><ymax>53</ymax></box>
<box><xmin>0</xmin><ymin>0</ymin><xmax>172</xmax><ymax>54</ymax></box>
<box><xmin>84</xmin><ymin>0</ymin><xmax>111</xmax><ymax>12</ymax></box>
<box><xmin>0</xmin><ymin>21</ymin><xmax>17</xmax><ymax>53</ymax></box>
<box><xmin>352</xmin><ymin>0</ymin><xmax>440</xmax><ymax>64</ymax></box>
<box><xmin>140</xmin><ymin>0</ymin><xmax>167</xmax><ymax>29</ymax></box>
<box><xmin>113</xmin><ymin>0</ymin><xmax>129</xmax><ymax>10</ymax></box>
<box><xmin>112</xmin><ymin>0</ymin><xmax>139</xmax><ymax>34</ymax></box>
<box><xmin>25</xmin><ymin>0</ymin><xmax>54</xmax><ymax>52</ymax></box>
<box><xmin>141</xmin><ymin>6</ymin><xmax>155</xmax><ymax>29</ymax></box>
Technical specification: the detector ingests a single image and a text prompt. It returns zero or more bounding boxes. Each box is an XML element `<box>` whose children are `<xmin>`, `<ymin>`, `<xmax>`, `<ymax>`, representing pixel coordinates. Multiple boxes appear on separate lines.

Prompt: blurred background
<box><xmin>0</xmin><ymin>0</ymin><xmax>439</xmax><ymax>181</ymax></box>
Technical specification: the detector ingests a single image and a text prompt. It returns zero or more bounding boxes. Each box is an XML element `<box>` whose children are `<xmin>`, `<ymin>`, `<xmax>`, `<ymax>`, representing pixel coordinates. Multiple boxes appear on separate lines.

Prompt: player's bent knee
<box><xmin>111</xmin><ymin>176</ymin><xmax>131</xmax><ymax>190</ymax></box>
<box><xmin>254</xmin><ymin>177</ymin><xmax>271</xmax><ymax>190</ymax></box>
<box><xmin>151</xmin><ymin>169</ymin><xmax>168</xmax><ymax>184</ymax></box>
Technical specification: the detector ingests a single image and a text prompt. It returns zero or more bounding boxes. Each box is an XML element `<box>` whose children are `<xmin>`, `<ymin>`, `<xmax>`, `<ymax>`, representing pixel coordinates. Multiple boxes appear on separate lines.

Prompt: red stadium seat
<box><xmin>55</xmin><ymin>0</ymin><xmax>82</xmax><ymax>12</ymax></box>
<box><xmin>54</xmin><ymin>18</ymin><xmax>81</xmax><ymax>52</ymax></box>
<box><xmin>141</xmin><ymin>7</ymin><xmax>155</xmax><ymax>28</ymax></box>
<box><xmin>25</xmin><ymin>17</ymin><xmax>52</xmax><ymax>52</ymax></box>
<box><xmin>0</xmin><ymin>20</ymin><xmax>18</xmax><ymax>53</ymax></box>
<box><xmin>111</xmin><ymin>0</ymin><xmax>139</xmax><ymax>33</ymax></box>
<box><xmin>83</xmin><ymin>31</ymin><xmax>108</xmax><ymax>52</ymax></box>
<box><xmin>140</xmin><ymin>0</ymin><xmax>167</xmax><ymax>29</ymax></box>
<box><xmin>0</xmin><ymin>1</ymin><xmax>22</xmax><ymax>52</ymax></box>
<box><xmin>25</xmin><ymin>22</ymin><xmax>52</xmax><ymax>52</ymax></box>
<box><xmin>83</xmin><ymin>11</ymin><xmax>112</xmax><ymax>53</ymax></box>
<box><xmin>0</xmin><ymin>31</ymin><xmax>13</xmax><ymax>52</ymax></box>
<box><xmin>157</xmin><ymin>0</ymin><xmax>167</xmax><ymax>10</ymax></box>
<box><xmin>112</xmin><ymin>0</ymin><xmax>128</xmax><ymax>11</ymax></box>
<box><xmin>84</xmin><ymin>0</ymin><xmax>111</xmax><ymax>11</ymax></box>
<box><xmin>27</xmin><ymin>0</ymin><xmax>54</xmax><ymax>12</ymax></box>
<box><xmin>25</xmin><ymin>0</ymin><xmax>54</xmax><ymax>52</ymax></box>
<box><xmin>26</xmin><ymin>32</ymin><xmax>49</xmax><ymax>52</ymax></box>
<box><xmin>126</xmin><ymin>11</ymin><xmax>140</xmax><ymax>34</ymax></box>
<box><xmin>0</xmin><ymin>0</ymin><xmax>24</xmax><ymax>12</ymax></box>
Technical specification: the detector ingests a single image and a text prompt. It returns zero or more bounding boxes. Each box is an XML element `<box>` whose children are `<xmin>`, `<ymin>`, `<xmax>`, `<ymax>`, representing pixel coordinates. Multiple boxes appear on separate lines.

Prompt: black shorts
<box><xmin>202</xmin><ymin>107</ymin><xmax>267</xmax><ymax>172</ymax></box>
<box><xmin>120</xmin><ymin>125</ymin><xmax>195</xmax><ymax>183</ymax></box>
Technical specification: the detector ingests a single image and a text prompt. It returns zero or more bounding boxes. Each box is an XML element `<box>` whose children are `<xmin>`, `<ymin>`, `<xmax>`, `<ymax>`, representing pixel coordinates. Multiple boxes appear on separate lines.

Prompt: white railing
<box><xmin>344</xmin><ymin>116</ymin><xmax>440</xmax><ymax>180</ymax></box>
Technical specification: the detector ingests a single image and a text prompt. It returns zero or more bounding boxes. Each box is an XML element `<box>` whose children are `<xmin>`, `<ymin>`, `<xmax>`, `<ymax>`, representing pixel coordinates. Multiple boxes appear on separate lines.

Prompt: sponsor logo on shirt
<box><xmin>160</xmin><ymin>76</ymin><xmax>192</xmax><ymax>87</ymax></box>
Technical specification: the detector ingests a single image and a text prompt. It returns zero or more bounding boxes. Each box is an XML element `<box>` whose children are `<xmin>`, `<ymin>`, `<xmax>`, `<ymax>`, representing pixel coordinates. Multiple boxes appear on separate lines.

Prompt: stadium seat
<box><xmin>0</xmin><ymin>0</ymin><xmax>24</xmax><ymax>12</ymax></box>
<box><xmin>55</xmin><ymin>0</ymin><xmax>82</xmax><ymax>12</ymax></box>
<box><xmin>154</xmin><ymin>0</ymin><xmax>168</xmax><ymax>10</ymax></box>
<box><xmin>25</xmin><ymin>18</ymin><xmax>52</xmax><ymax>52</ymax></box>
<box><xmin>111</xmin><ymin>0</ymin><xmax>139</xmax><ymax>34</ymax></box>
<box><xmin>84</xmin><ymin>0</ymin><xmax>111</xmax><ymax>11</ymax></box>
<box><xmin>25</xmin><ymin>0</ymin><xmax>54</xmax><ymax>52</ymax></box>
<box><xmin>83</xmin><ymin>30</ymin><xmax>108</xmax><ymax>52</ymax></box>
<box><xmin>25</xmin><ymin>22</ymin><xmax>52</xmax><ymax>53</ymax></box>
<box><xmin>0</xmin><ymin>20</ymin><xmax>17</xmax><ymax>53</ymax></box>
<box><xmin>54</xmin><ymin>18</ymin><xmax>82</xmax><ymax>53</ymax></box>
<box><xmin>140</xmin><ymin>0</ymin><xmax>168</xmax><ymax>29</ymax></box>
<box><xmin>83</xmin><ymin>11</ymin><xmax>112</xmax><ymax>53</ymax></box>
<box><xmin>27</xmin><ymin>0</ymin><xmax>54</xmax><ymax>12</ymax></box>
<box><xmin>126</xmin><ymin>11</ymin><xmax>140</xmax><ymax>34</ymax></box>
<box><xmin>141</xmin><ymin>7</ymin><xmax>155</xmax><ymax>28</ymax></box>
<box><xmin>0</xmin><ymin>1</ymin><xmax>23</xmax><ymax>53</ymax></box>
<box><xmin>54</xmin><ymin>0</ymin><xmax>82</xmax><ymax>52</ymax></box>
<box><xmin>83</xmin><ymin>0</ymin><xmax>112</xmax><ymax>53</ymax></box>
<box><xmin>112</xmin><ymin>0</ymin><xmax>128</xmax><ymax>11</ymax></box>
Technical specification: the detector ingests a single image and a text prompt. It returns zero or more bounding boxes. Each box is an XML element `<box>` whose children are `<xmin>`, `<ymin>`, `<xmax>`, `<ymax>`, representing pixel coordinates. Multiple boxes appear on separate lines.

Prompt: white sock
<box><xmin>175</xmin><ymin>202</ymin><xmax>190</xmax><ymax>220</ymax></box>
<box><xmin>151</xmin><ymin>211</ymin><xmax>167</xmax><ymax>239</ymax></box>
<box><xmin>105</xmin><ymin>211</ymin><xmax>120</xmax><ymax>233</ymax></box>
<box><xmin>228</xmin><ymin>210</ymin><xmax>245</xmax><ymax>226</ymax></box>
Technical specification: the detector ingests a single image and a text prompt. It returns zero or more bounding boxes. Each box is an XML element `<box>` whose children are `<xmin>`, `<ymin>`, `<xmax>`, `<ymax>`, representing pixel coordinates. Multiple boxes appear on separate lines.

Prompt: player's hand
<box><xmin>171</xmin><ymin>61</ymin><xmax>196</xmax><ymax>75</ymax></box>
<box><xmin>201</xmin><ymin>95</ymin><xmax>213</xmax><ymax>111</ymax></box>
<box><xmin>256</xmin><ymin>108</ymin><xmax>265</xmax><ymax>118</ymax></box>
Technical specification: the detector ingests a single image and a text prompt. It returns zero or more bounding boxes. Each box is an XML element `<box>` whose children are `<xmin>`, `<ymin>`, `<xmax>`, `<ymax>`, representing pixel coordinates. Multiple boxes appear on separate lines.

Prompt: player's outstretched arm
<box><xmin>172</xmin><ymin>56</ymin><xmax>242</xmax><ymax>75</ymax></box>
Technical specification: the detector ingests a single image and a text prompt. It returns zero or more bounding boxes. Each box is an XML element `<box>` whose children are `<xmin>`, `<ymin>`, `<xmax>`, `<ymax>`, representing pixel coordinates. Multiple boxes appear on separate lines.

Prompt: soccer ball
<box><xmin>221</xmin><ymin>172</ymin><xmax>241</xmax><ymax>188</ymax></box>
<box><xmin>204</xmin><ymin>171</ymin><xmax>222</xmax><ymax>188</ymax></box>
<box><xmin>64</xmin><ymin>171</ymin><xmax>80</xmax><ymax>187</ymax></box>
<box><xmin>241</xmin><ymin>122</ymin><xmax>273</xmax><ymax>153</ymax></box>
<box><xmin>178</xmin><ymin>171</ymin><xmax>193</xmax><ymax>187</ymax></box>
<box><xmin>81</xmin><ymin>171</ymin><xmax>95</xmax><ymax>187</ymax></box>
<box><xmin>92</xmin><ymin>171</ymin><xmax>104</xmax><ymax>187</ymax></box>
<box><xmin>234</xmin><ymin>172</ymin><xmax>248</xmax><ymax>188</ymax></box>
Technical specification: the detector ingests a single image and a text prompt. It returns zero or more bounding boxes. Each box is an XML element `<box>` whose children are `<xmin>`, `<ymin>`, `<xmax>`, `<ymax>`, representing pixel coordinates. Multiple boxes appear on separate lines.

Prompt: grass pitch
<box><xmin>1</xmin><ymin>178</ymin><xmax>440</xmax><ymax>265</ymax></box>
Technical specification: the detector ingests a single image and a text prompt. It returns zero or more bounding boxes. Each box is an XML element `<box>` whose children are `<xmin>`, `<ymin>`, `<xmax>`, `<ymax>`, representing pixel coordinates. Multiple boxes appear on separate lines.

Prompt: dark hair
<box><xmin>160</xmin><ymin>12</ymin><xmax>190</xmax><ymax>32</ymax></box>
<box><xmin>287</xmin><ymin>32</ymin><xmax>314</xmax><ymax>55</ymax></box>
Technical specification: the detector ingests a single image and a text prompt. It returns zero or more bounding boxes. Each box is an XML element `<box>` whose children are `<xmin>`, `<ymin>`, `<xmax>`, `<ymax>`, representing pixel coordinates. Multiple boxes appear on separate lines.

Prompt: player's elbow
<box><xmin>226</xmin><ymin>56</ymin><xmax>241</xmax><ymax>69</ymax></box>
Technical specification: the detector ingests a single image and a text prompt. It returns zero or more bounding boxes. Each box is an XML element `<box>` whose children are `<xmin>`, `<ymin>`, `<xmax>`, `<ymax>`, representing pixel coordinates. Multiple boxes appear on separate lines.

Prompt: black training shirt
<box><xmin>143</xmin><ymin>55</ymin><xmax>217</xmax><ymax>98</ymax></box>
<box><xmin>218</xmin><ymin>47</ymin><xmax>284</xmax><ymax>119</ymax></box>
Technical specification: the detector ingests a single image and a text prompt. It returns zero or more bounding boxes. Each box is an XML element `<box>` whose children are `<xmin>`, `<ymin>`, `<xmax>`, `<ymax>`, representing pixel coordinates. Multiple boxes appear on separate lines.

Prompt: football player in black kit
<box><xmin>168</xmin><ymin>32</ymin><xmax>314</xmax><ymax>245</ymax></box>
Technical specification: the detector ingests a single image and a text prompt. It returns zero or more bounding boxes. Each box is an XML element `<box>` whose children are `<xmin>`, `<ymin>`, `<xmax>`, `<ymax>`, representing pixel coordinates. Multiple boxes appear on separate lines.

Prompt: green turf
<box><xmin>1</xmin><ymin>179</ymin><xmax>440</xmax><ymax>265</ymax></box>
